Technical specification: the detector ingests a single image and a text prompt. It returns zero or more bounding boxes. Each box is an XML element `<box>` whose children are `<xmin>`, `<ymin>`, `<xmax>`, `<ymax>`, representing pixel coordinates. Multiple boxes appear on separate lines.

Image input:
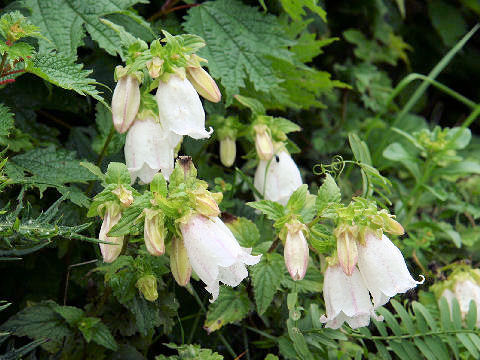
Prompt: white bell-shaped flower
<box><xmin>180</xmin><ymin>214</ymin><xmax>262</xmax><ymax>302</ymax></box>
<box><xmin>155</xmin><ymin>75</ymin><xmax>212</xmax><ymax>139</ymax></box>
<box><xmin>99</xmin><ymin>208</ymin><xmax>124</xmax><ymax>263</ymax></box>
<box><xmin>320</xmin><ymin>265</ymin><xmax>377</xmax><ymax>329</ymax></box>
<box><xmin>111</xmin><ymin>75</ymin><xmax>140</xmax><ymax>134</ymax></box>
<box><xmin>254</xmin><ymin>150</ymin><xmax>302</xmax><ymax>206</ymax></box>
<box><xmin>357</xmin><ymin>232</ymin><xmax>424</xmax><ymax>308</ymax></box>
<box><xmin>124</xmin><ymin>116</ymin><xmax>181</xmax><ymax>184</ymax></box>
<box><xmin>441</xmin><ymin>280</ymin><xmax>480</xmax><ymax>326</ymax></box>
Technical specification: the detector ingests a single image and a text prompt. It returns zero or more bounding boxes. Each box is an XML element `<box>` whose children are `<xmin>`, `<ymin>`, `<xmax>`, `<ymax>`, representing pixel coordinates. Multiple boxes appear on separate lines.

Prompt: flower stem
<box><xmin>96</xmin><ymin>127</ymin><xmax>116</xmax><ymax>167</ymax></box>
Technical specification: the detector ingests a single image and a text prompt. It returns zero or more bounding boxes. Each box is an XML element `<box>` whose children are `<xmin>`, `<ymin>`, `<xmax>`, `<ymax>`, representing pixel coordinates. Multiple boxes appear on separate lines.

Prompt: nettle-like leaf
<box><xmin>204</xmin><ymin>286</ymin><xmax>253</xmax><ymax>333</ymax></box>
<box><xmin>25</xmin><ymin>54</ymin><xmax>104</xmax><ymax>103</ymax></box>
<box><xmin>0</xmin><ymin>103</ymin><xmax>15</xmax><ymax>138</ymax></box>
<box><xmin>184</xmin><ymin>0</ymin><xmax>293</xmax><ymax>103</ymax></box>
<box><xmin>250</xmin><ymin>253</ymin><xmax>285</xmax><ymax>315</ymax></box>
<box><xmin>6</xmin><ymin>145</ymin><xmax>98</xmax><ymax>207</ymax></box>
<box><xmin>0</xmin><ymin>300</ymin><xmax>73</xmax><ymax>353</ymax></box>
<box><xmin>24</xmin><ymin>0</ymin><xmax>149</xmax><ymax>57</ymax></box>
<box><xmin>157</xmin><ymin>343</ymin><xmax>224</xmax><ymax>360</ymax></box>
<box><xmin>0</xmin><ymin>194</ymin><xmax>98</xmax><ymax>259</ymax></box>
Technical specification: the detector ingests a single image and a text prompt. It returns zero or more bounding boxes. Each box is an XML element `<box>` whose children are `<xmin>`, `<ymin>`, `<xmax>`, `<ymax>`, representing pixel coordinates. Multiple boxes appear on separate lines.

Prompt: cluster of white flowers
<box><xmin>111</xmin><ymin>65</ymin><xmax>220</xmax><ymax>184</ymax></box>
<box><xmin>321</xmin><ymin>230</ymin><xmax>424</xmax><ymax>329</ymax></box>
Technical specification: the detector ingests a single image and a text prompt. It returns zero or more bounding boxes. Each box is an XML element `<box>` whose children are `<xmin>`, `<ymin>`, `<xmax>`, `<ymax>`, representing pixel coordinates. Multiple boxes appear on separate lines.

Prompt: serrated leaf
<box><xmin>52</xmin><ymin>305</ymin><xmax>85</xmax><ymax>326</ymax></box>
<box><xmin>250</xmin><ymin>253</ymin><xmax>285</xmax><ymax>314</ymax></box>
<box><xmin>279</xmin><ymin>0</ymin><xmax>326</xmax><ymax>21</ymax></box>
<box><xmin>161</xmin><ymin>343</ymin><xmax>223</xmax><ymax>360</ymax></box>
<box><xmin>26</xmin><ymin>54</ymin><xmax>104</xmax><ymax>102</ymax></box>
<box><xmin>78</xmin><ymin>317</ymin><xmax>118</xmax><ymax>351</ymax></box>
<box><xmin>1</xmin><ymin>300</ymin><xmax>73</xmax><ymax>353</ymax></box>
<box><xmin>226</xmin><ymin>217</ymin><xmax>260</xmax><ymax>248</ymax></box>
<box><xmin>24</xmin><ymin>0</ymin><xmax>147</xmax><ymax>57</ymax></box>
<box><xmin>0</xmin><ymin>103</ymin><xmax>15</xmax><ymax>137</ymax></box>
<box><xmin>204</xmin><ymin>286</ymin><xmax>252</xmax><ymax>333</ymax></box>
<box><xmin>105</xmin><ymin>162</ymin><xmax>131</xmax><ymax>185</ymax></box>
<box><xmin>247</xmin><ymin>200</ymin><xmax>285</xmax><ymax>222</ymax></box>
<box><xmin>184</xmin><ymin>0</ymin><xmax>293</xmax><ymax>103</ymax></box>
<box><xmin>286</xmin><ymin>184</ymin><xmax>308</xmax><ymax>214</ymax></box>
<box><xmin>316</xmin><ymin>173</ymin><xmax>341</xmax><ymax>210</ymax></box>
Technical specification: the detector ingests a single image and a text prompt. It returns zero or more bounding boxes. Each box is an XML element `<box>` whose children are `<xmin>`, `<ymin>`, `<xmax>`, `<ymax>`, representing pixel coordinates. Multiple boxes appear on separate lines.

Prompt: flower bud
<box><xmin>170</xmin><ymin>237</ymin><xmax>192</xmax><ymax>287</ymax></box>
<box><xmin>254</xmin><ymin>124</ymin><xmax>274</xmax><ymax>161</ymax></box>
<box><xmin>194</xmin><ymin>192</ymin><xmax>221</xmax><ymax>218</ymax></box>
<box><xmin>144</xmin><ymin>209</ymin><xmax>166</xmax><ymax>256</ymax></box>
<box><xmin>99</xmin><ymin>206</ymin><xmax>124</xmax><ymax>263</ymax></box>
<box><xmin>335</xmin><ymin>224</ymin><xmax>359</xmax><ymax>276</ymax></box>
<box><xmin>220</xmin><ymin>136</ymin><xmax>236</xmax><ymax>167</ymax></box>
<box><xmin>111</xmin><ymin>73</ymin><xmax>140</xmax><ymax>134</ymax></box>
<box><xmin>186</xmin><ymin>66</ymin><xmax>221</xmax><ymax>103</ymax></box>
<box><xmin>136</xmin><ymin>274</ymin><xmax>158</xmax><ymax>301</ymax></box>
<box><xmin>112</xmin><ymin>185</ymin><xmax>134</xmax><ymax>207</ymax></box>
<box><xmin>284</xmin><ymin>222</ymin><xmax>309</xmax><ymax>281</ymax></box>
<box><xmin>386</xmin><ymin>217</ymin><xmax>405</xmax><ymax>236</ymax></box>
<box><xmin>146</xmin><ymin>57</ymin><xmax>164</xmax><ymax>78</ymax></box>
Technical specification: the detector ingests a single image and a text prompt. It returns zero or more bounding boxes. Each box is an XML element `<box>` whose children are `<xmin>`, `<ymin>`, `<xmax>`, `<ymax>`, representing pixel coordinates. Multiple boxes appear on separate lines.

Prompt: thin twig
<box><xmin>63</xmin><ymin>259</ymin><xmax>98</xmax><ymax>305</ymax></box>
<box><xmin>37</xmin><ymin>110</ymin><xmax>72</xmax><ymax>129</ymax></box>
<box><xmin>267</xmin><ymin>237</ymin><xmax>280</xmax><ymax>253</ymax></box>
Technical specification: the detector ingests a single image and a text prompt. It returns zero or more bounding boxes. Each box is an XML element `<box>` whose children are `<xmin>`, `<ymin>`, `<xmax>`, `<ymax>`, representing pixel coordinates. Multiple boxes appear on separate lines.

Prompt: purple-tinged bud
<box><xmin>170</xmin><ymin>237</ymin><xmax>192</xmax><ymax>287</ymax></box>
<box><xmin>186</xmin><ymin>66</ymin><xmax>221</xmax><ymax>103</ymax></box>
<box><xmin>99</xmin><ymin>206</ymin><xmax>124</xmax><ymax>263</ymax></box>
<box><xmin>335</xmin><ymin>224</ymin><xmax>359</xmax><ymax>276</ymax></box>
<box><xmin>220</xmin><ymin>136</ymin><xmax>236</xmax><ymax>167</ymax></box>
<box><xmin>111</xmin><ymin>71</ymin><xmax>140</xmax><ymax>134</ymax></box>
<box><xmin>144</xmin><ymin>209</ymin><xmax>165</xmax><ymax>256</ymax></box>
<box><xmin>284</xmin><ymin>222</ymin><xmax>309</xmax><ymax>281</ymax></box>
<box><xmin>136</xmin><ymin>274</ymin><xmax>158</xmax><ymax>301</ymax></box>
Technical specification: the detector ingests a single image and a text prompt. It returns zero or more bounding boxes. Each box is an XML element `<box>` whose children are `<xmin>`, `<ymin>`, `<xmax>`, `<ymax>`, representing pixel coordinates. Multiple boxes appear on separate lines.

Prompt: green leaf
<box><xmin>80</xmin><ymin>161</ymin><xmax>106</xmax><ymax>182</ymax></box>
<box><xmin>316</xmin><ymin>173</ymin><xmax>341</xmax><ymax>210</ymax></box>
<box><xmin>234</xmin><ymin>95</ymin><xmax>266</xmax><ymax>116</ymax></box>
<box><xmin>184</xmin><ymin>0</ymin><xmax>292</xmax><ymax>102</ymax></box>
<box><xmin>1</xmin><ymin>300</ymin><xmax>73</xmax><ymax>353</ymax></box>
<box><xmin>52</xmin><ymin>305</ymin><xmax>85</xmax><ymax>326</ymax></box>
<box><xmin>286</xmin><ymin>184</ymin><xmax>308</xmax><ymax>214</ymax></box>
<box><xmin>278</xmin><ymin>0</ymin><xmax>326</xmax><ymax>21</ymax></box>
<box><xmin>428</xmin><ymin>0</ymin><xmax>468</xmax><ymax>47</ymax></box>
<box><xmin>226</xmin><ymin>217</ymin><xmax>260</xmax><ymax>248</ymax></box>
<box><xmin>105</xmin><ymin>162</ymin><xmax>131</xmax><ymax>185</ymax></box>
<box><xmin>6</xmin><ymin>145</ymin><xmax>97</xmax><ymax>206</ymax></box>
<box><xmin>25</xmin><ymin>54</ymin><xmax>104</xmax><ymax>102</ymax></box>
<box><xmin>204</xmin><ymin>286</ymin><xmax>252</xmax><ymax>333</ymax></box>
<box><xmin>250</xmin><ymin>253</ymin><xmax>285</xmax><ymax>315</ymax></box>
<box><xmin>24</xmin><ymin>0</ymin><xmax>147</xmax><ymax>57</ymax></box>
<box><xmin>78</xmin><ymin>317</ymin><xmax>118</xmax><ymax>351</ymax></box>
<box><xmin>0</xmin><ymin>103</ymin><xmax>15</xmax><ymax>139</ymax></box>
<box><xmin>150</xmin><ymin>173</ymin><xmax>168</xmax><ymax>197</ymax></box>
<box><xmin>247</xmin><ymin>200</ymin><xmax>285</xmax><ymax>222</ymax></box>
<box><xmin>160</xmin><ymin>343</ymin><xmax>223</xmax><ymax>360</ymax></box>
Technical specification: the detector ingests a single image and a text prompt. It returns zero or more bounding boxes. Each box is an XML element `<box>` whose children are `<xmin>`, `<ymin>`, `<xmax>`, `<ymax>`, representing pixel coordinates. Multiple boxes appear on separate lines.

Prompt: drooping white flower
<box><xmin>99</xmin><ymin>208</ymin><xmax>124</xmax><ymax>263</ymax></box>
<box><xmin>155</xmin><ymin>75</ymin><xmax>212</xmax><ymax>139</ymax></box>
<box><xmin>284</xmin><ymin>222</ymin><xmax>309</xmax><ymax>281</ymax></box>
<box><xmin>441</xmin><ymin>279</ymin><xmax>480</xmax><ymax>326</ymax></box>
<box><xmin>143</xmin><ymin>209</ymin><xmax>165</xmax><ymax>256</ymax></box>
<box><xmin>254</xmin><ymin>150</ymin><xmax>302</xmax><ymax>206</ymax></box>
<box><xmin>320</xmin><ymin>265</ymin><xmax>378</xmax><ymax>329</ymax></box>
<box><xmin>254</xmin><ymin>124</ymin><xmax>274</xmax><ymax>161</ymax></box>
<box><xmin>124</xmin><ymin>116</ymin><xmax>181</xmax><ymax>184</ymax></box>
<box><xmin>357</xmin><ymin>232</ymin><xmax>424</xmax><ymax>308</ymax></box>
<box><xmin>180</xmin><ymin>214</ymin><xmax>261</xmax><ymax>302</ymax></box>
<box><xmin>111</xmin><ymin>74</ymin><xmax>140</xmax><ymax>134</ymax></box>
<box><xmin>454</xmin><ymin>280</ymin><xmax>480</xmax><ymax>322</ymax></box>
